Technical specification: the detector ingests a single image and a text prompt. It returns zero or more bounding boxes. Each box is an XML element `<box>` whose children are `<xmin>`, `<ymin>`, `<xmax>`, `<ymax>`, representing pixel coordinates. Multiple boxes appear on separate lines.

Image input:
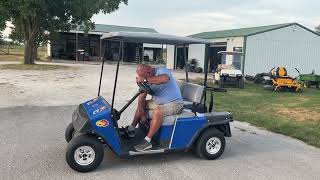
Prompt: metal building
<box><xmin>47</xmin><ymin>24</ymin><xmax>164</xmax><ymax>63</ymax></box>
<box><xmin>167</xmin><ymin>23</ymin><xmax>320</xmax><ymax>76</ymax></box>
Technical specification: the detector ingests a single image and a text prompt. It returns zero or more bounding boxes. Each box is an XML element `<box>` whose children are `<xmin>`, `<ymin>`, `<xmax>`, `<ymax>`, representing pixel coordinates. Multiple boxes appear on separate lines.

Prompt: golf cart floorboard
<box><xmin>120</xmin><ymin>128</ymin><xmax>164</xmax><ymax>153</ymax></box>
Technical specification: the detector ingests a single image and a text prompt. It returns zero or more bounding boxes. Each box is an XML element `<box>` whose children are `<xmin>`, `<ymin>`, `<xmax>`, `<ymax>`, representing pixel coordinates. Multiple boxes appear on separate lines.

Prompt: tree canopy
<box><xmin>0</xmin><ymin>0</ymin><xmax>128</xmax><ymax>64</ymax></box>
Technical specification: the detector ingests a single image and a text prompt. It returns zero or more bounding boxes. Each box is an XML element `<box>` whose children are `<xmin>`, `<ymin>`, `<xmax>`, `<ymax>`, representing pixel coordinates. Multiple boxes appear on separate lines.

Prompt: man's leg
<box><xmin>131</xmin><ymin>93</ymin><xmax>147</xmax><ymax>127</ymax></box>
<box><xmin>146</xmin><ymin>107</ymin><xmax>164</xmax><ymax>139</ymax></box>
<box><xmin>134</xmin><ymin>102</ymin><xmax>183</xmax><ymax>151</ymax></box>
<box><xmin>134</xmin><ymin>106</ymin><xmax>163</xmax><ymax>151</ymax></box>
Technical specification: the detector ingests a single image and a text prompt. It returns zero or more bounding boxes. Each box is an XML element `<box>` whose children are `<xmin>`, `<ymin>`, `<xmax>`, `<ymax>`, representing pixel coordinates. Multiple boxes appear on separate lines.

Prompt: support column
<box><xmin>142</xmin><ymin>44</ymin><xmax>144</xmax><ymax>64</ymax></box>
<box><xmin>183</xmin><ymin>45</ymin><xmax>189</xmax><ymax>82</ymax></box>
<box><xmin>121</xmin><ymin>41</ymin><xmax>124</xmax><ymax>62</ymax></box>
<box><xmin>75</xmin><ymin>33</ymin><xmax>78</xmax><ymax>61</ymax></box>
<box><xmin>99</xmin><ymin>35</ymin><xmax>102</xmax><ymax>61</ymax></box>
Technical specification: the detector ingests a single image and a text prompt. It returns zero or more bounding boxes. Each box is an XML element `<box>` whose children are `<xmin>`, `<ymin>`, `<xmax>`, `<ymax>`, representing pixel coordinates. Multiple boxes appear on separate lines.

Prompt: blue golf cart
<box><xmin>65</xmin><ymin>32</ymin><xmax>233</xmax><ymax>172</ymax></box>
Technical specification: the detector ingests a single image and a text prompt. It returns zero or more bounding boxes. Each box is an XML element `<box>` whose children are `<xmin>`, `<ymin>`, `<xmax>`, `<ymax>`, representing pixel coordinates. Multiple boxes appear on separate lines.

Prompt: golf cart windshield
<box><xmin>218</xmin><ymin>51</ymin><xmax>243</xmax><ymax>70</ymax></box>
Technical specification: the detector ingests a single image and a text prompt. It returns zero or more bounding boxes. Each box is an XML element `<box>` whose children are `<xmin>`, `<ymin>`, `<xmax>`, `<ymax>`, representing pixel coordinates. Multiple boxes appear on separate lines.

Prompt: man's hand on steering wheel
<box><xmin>136</xmin><ymin>76</ymin><xmax>146</xmax><ymax>83</ymax></box>
<box><xmin>136</xmin><ymin>76</ymin><xmax>154</xmax><ymax>95</ymax></box>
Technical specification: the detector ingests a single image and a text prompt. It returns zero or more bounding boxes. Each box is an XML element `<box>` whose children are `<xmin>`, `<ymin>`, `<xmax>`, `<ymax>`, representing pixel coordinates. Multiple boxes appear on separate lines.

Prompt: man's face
<box><xmin>136</xmin><ymin>65</ymin><xmax>154</xmax><ymax>78</ymax></box>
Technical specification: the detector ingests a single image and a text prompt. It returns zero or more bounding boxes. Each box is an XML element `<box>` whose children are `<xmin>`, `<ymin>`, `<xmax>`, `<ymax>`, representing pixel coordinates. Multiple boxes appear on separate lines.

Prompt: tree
<box><xmin>316</xmin><ymin>25</ymin><xmax>320</xmax><ymax>34</ymax></box>
<box><xmin>0</xmin><ymin>0</ymin><xmax>127</xmax><ymax>64</ymax></box>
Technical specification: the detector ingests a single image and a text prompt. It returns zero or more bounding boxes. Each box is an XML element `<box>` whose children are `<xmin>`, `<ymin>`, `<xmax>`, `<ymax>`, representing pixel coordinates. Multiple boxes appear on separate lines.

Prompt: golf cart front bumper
<box><xmin>221</xmin><ymin>74</ymin><xmax>242</xmax><ymax>83</ymax></box>
<box><xmin>72</xmin><ymin>105</ymin><xmax>93</xmax><ymax>133</ymax></box>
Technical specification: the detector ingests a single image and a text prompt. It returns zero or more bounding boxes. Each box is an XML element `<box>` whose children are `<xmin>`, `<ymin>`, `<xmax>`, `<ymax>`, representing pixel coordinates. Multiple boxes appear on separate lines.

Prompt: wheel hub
<box><xmin>206</xmin><ymin>137</ymin><xmax>221</xmax><ymax>155</ymax></box>
<box><xmin>74</xmin><ymin>146</ymin><xmax>95</xmax><ymax>166</ymax></box>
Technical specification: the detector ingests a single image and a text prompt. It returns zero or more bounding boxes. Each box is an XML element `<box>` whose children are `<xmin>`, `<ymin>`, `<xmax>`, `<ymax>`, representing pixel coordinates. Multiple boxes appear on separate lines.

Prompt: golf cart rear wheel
<box><xmin>195</xmin><ymin>128</ymin><xmax>225</xmax><ymax>160</ymax></box>
<box><xmin>66</xmin><ymin>134</ymin><xmax>104</xmax><ymax>172</ymax></box>
<box><xmin>65</xmin><ymin>123</ymin><xmax>75</xmax><ymax>143</ymax></box>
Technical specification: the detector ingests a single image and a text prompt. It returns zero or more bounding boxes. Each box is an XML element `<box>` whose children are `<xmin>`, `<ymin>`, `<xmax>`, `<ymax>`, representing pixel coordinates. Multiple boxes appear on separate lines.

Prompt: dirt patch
<box><xmin>276</xmin><ymin>108</ymin><xmax>320</xmax><ymax>122</ymax></box>
<box><xmin>286</xmin><ymin>97</ymin><xmax>311</xmax><ymax>106</ymax></box>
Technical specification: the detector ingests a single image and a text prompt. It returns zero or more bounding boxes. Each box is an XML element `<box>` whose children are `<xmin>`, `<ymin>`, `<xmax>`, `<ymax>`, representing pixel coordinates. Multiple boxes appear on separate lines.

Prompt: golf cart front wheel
<box><xmin>65</xmin><ymin>123</ymin><xmax>75</xmax><ymax>143</ymax></box>
<box><xmin>66</xmin><ymin>134</ymin><xmax>104</xmax><ymax>172</ymax></box>
<box><xmin>195</xmin><ymin>128</ymin><xmax>225</xmax><ymax>160</ymax></box>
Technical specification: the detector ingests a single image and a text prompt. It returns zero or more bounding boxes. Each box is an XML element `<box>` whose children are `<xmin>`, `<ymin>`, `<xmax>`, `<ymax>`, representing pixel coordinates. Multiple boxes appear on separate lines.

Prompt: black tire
<box><xmin>65</xmin><ymin>123</ymin><xmax>75</xmax><ymax>143</ymax></box>
<box><xmin>66</xmin><ymin>134</ymin><xmax>104</xmax><ymax>172</ymax></box>
<box><xmin>195</xmin><ymin>128</ymin><xmax>225</xmax><ymax>160</ymax></box>
<box><xmin>239</xmin><ymin>78</ymin><xmax>244</xmax><ymax>89</ymax></box>
<box><xmin>219</xmin><ymin>78</ymin><xmax>224</xmax><ymax>88</ymax></box>
<box><xmin>316</xmin><ymin>82</ymin><xmax>319</xmax><ymax>89</ymax></box>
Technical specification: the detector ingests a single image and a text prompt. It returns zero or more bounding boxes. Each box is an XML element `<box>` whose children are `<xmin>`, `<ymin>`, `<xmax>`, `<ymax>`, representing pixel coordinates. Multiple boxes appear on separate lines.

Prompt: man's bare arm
<box><xmin>147</xmin><ymin>74</ymin><xmax>169</xmax><ymax>84</ymax></box>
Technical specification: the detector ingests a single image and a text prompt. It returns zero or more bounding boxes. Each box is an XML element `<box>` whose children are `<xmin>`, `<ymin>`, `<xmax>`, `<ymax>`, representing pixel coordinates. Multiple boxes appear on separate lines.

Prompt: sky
<box><xmin>2</xmin><ymin>0</ymin><xmax>320</xmax><ymax>37</ymax></box>
<box><xmin>91</xmin><ymin>0</ymin><xmax>320</xmax><ymax>35</ymax></box>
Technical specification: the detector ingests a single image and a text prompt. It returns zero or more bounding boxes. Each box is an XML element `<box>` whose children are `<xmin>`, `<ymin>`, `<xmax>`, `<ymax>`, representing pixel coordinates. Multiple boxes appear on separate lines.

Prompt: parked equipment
<box><xmin>300</xmin><ymin>71</ymin><xmax>320</xmax><ymax>88</ymax></box>
<box><xmin>213</xmin><ymin>51</ymin><xmax>244</xmax><ymax>89</ymax></box>
<box><xmin>269</xmin><ymin>66</ymin><xmax>303</xmax><ymax>92</ymax></box>
<box><xmin>64</xmin><ymin>32</ymin><xmax>233</xmax><ymax>172</ymax></box>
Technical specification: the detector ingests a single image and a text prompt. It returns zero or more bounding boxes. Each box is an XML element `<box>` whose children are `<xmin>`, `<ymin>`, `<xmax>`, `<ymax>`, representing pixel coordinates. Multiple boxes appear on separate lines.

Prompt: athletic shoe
<box><xmin>134</xmin><ymin>139</ymin><xmax>152</xmax><ymax>151</ymax></box>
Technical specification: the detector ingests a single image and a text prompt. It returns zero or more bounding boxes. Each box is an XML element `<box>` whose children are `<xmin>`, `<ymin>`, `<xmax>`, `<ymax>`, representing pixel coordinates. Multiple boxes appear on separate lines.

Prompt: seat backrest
<box><xmin>177</xmin><ymin>81</ymin><xmax>205</xmax><ymax>103</ymax></box>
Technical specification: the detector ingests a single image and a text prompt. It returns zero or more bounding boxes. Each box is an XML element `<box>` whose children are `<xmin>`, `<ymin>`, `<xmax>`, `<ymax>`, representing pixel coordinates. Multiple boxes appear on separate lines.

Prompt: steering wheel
<box><xmin>137</xmin><ymin>82</ymin><xmax>154</xmax><ymax>95</ymax></box>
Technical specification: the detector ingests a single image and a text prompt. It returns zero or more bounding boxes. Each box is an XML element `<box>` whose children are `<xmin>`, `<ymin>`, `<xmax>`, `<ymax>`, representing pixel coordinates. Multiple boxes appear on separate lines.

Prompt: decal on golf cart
<box><xmin>86</xmin><ymin>97</ymin><xmax>99</xmax><ymax>106</ymax></box>
<box><xmin>92</xmin><ymin>106</ymin><xmax>107</xmax><ymax>115</ymax></box>
<box><xmin>96</xmin><ymin>119</ymin><xmax>109</xmax><ymax>127</ymax></box>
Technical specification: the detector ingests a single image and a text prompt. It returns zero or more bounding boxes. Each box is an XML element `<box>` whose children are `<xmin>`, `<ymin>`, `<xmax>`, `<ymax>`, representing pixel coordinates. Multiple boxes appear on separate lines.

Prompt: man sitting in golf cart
<box><xmin>128</xmin><ymin>64</ymin><xmax>183</xmax><ymax>151</ymax></box>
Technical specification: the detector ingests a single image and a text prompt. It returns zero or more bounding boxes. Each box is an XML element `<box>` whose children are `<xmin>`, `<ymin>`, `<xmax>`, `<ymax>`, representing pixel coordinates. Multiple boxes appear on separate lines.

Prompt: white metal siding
<box><xmin>166</xmin><ymin>45</ymin><xmax>175</xmax><ymax>69</ymax></box>
<box><xmin>188</xmin><ymin>44</ymin><xmax>206</xmax><ymax>69</ymax></box>
<box><xmin>245</xmin><ymin>25</ymin><xmax>320</xmax><ymax>76</ymax></box>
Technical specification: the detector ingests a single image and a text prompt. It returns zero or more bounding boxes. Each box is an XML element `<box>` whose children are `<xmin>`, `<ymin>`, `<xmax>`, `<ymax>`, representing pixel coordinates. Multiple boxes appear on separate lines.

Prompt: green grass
<box><xmin>0</xmin><ymin>63</ymin><xmax>71</xmax><ymax>70</ymax></box>
<box><xmin>191</xmin><ymin>78</ymin><xmax>320</xmax><ymax>148</ymax></box>
<box><xmin>0</xmin><ymin>45</ymin><xmax>47</xmax><ymax>62</ymax></box>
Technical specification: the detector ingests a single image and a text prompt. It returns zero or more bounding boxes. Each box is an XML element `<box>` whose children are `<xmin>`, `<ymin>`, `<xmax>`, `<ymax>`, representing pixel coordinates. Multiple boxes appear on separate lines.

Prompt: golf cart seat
<box><xmin>177</xmin><ymin>81</ymin><xmax>205</xmax><ymax>111</ymax></box>
<box><xmin>146</xmin><ymin>81</ymin><xmax>205</xmax><ymax>126</ymax></box>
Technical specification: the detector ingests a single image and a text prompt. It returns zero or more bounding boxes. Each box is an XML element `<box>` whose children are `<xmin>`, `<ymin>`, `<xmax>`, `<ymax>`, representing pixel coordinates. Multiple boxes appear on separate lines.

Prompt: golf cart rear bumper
<box><xmin>72</xmin><ymin>105</ymin><xmax>93</xmax><ymax>133</ymax></box>
<box><xmin>203</xmin><ymin>112</ymin><xmax>233</xmax><ymax>137</ymax></box>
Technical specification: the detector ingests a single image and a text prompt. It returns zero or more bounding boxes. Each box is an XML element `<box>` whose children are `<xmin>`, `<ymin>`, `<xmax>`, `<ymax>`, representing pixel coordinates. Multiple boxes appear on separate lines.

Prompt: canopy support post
<box><xmin>183</xmin><ymin>44</ymin><xmax>189</xmax><ymax>82</ymax></box>
<box><xmin>111</xmin><ymin>41</ymin><xmax>122</xmax><ymax>112</ymax></box>
<box><xmin>203</xmin><ymin>44</ymin><xmax>209</xmax><ymax>108</ymax></box>
<box><xmin>97</xmin><ymin>58</ymin><xmax>105</xmax><ymax>96</ymax></box>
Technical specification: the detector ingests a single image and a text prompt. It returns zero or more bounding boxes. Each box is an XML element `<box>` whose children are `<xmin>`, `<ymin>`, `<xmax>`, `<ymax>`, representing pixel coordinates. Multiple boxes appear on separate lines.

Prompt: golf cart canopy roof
<box><xmin>101</xmin><ymin>31</ymin><xmax>211</xmax><ymax>45</ymax></box>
